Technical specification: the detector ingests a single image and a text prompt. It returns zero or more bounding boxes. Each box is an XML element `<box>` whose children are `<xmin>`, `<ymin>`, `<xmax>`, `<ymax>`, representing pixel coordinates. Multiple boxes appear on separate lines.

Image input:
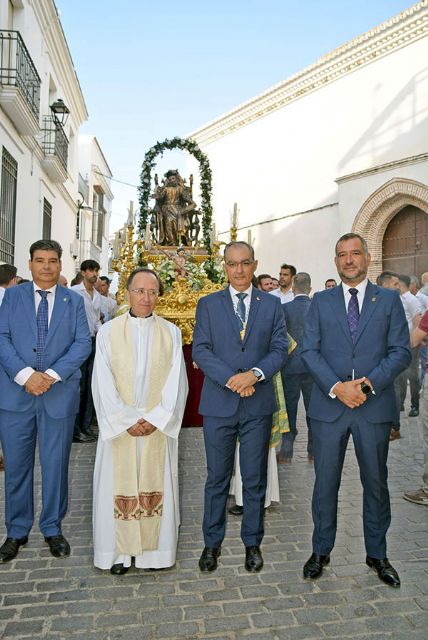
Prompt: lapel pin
<box><xmin>64</xmin><ymin>297</ymin><xmax>68</xmax><ymax>302</ymax></box>
<box><xmin>371</xmin><ymin>297</ymin><xmax>376</xmax><ymax>302</ymax></box>
<box><xmin>256</xmin><ymin>296</ymin><xmax>260</xmax><ymax>301</ymax></box>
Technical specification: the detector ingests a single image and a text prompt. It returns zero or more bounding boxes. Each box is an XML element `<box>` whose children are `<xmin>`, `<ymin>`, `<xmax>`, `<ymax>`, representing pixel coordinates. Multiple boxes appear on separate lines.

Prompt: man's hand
<box><xmin>334</xmin><ymin>377</ymin><xmax>368</xmax><ymax>409</ymax></box>
<box><xmin>127</xmin><ymin>419</ymin><xmax>157</xmax><ymax>437</ymax></box>
<box><xmin>227</xmin><ymin>371</ymin><xmax>258</xmax><ymax>394</ymax></box>
<box><xmin>240</xmin><ymin>385</ymin><xmax>255</xmax><ymax>398</ymax></box>
<box><xmin>24</xmin><ymin>372</ymin><xmax>55</xmax><ymax>396</ymax></box>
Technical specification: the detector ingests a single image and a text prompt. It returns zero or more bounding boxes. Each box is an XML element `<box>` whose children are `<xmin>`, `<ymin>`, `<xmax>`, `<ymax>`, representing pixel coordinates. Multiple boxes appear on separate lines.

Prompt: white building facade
<box><xmin>188</xmin><ymin>1</ymin><xmax>428</xmax><ymax>290</ymax></box>
<box><xmin>0</xmin><ymin>0</ymin><xmax>112</xmax><ymax>279</ymax></box>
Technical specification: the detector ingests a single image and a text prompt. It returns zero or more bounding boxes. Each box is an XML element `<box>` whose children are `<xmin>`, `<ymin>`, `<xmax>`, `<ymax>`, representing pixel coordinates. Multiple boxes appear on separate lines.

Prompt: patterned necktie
<box><xmin>347</xmin><ymin>288</ymin><xmax>360</xmax><ymax>342</ymax></box>
<box><xmin>236</xmin><ymin>292</ymin><xmax>247</xmax><ymax>326</ymax></box>
<box><xmin>36</xmin><ymin>290</ymin><xmax>49</xmax><ymax>371</ymax></box>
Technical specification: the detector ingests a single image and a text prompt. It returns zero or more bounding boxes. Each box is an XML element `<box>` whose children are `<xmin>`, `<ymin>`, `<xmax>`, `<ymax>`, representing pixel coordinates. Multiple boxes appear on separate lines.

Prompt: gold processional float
<box><xmin>111</xmin><ymin>137</ymin><xmax>240</xmax><ymax>343</ymax></box>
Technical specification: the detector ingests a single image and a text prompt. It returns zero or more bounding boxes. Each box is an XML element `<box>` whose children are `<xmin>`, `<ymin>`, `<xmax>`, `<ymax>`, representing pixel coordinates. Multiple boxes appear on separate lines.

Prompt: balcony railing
<box><xmin>41</xmin><ymin>115</ymin><xmax>68</xmax><ymax>171</ymax></box>
<box><xmin>0</xmin><ymin>30</ymin><xmax>40</xmax><ymax>120</ymax></box>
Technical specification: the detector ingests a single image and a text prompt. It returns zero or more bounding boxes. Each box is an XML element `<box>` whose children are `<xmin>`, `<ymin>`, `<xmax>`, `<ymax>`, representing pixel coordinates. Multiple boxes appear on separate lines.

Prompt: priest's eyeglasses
<box><xmin>225</xmin><ymin>260</ymin><xmax>254</xmax><ymax>269</ymax></box>
<box><xmin>128</xmin><ymin>288</ymin><xmax>159</xmax><ymax>297</ymax></box>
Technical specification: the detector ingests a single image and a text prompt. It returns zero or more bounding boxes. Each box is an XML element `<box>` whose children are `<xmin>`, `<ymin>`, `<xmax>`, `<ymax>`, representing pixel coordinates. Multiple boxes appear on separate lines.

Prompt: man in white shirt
<box><xmin>398</xmin><ymin>275</ymin><xmax>423</xmax><ymax>418</ymax></box>
<box><xmin>269</xmin><ymin>264</ymin><xmax>296</xmax><ymax>304</ymax></box>
<box><xmin>410</xmin><ymin>276</ymin><xmax>428</xmax><ymax>391</ymax></box>
<box><xmin>95</xmin><ymin>276</ymin><xmax>117</xmax><ymax>323</ymax></box>
<box><xmin>71</xmin><ymin>259</ymin><xmax>102</xmax><ymax>443</ymax></box>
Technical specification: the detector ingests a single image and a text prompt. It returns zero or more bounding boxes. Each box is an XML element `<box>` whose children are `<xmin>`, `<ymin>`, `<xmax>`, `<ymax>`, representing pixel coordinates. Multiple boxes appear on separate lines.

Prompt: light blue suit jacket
<box><xmin>0</xmin><ymin>282</ymin><xmax>92</xmax><ymax>418</ymax></box>
<box><xmin>301</xmin><ymin>281</ymin><xmax>411</xmax><ymax>423</ymax></box>
<box><xmin>192</xmin><ymin>286</ymin><xmax>288</xmax><ymax>418</ymax></box>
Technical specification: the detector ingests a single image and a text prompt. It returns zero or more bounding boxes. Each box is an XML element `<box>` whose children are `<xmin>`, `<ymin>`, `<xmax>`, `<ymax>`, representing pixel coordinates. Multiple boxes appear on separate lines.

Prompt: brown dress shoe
<box><xmin>0</xmin><ymin>456</ymin><xmax>4</xmax><ymax>471</ymax></box>
<box><xmin>389</xmin><ymin>428</ymin><xmax>401</xmax><ymax>441</ymax></box>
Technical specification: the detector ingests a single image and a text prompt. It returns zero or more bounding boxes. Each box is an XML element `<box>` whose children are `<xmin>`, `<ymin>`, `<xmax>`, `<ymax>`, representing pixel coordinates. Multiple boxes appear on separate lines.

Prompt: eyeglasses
<box><xmin>128</xmin><ymin>288</ymin><xmax>159</xmax><ymax>297</ymax></box>
<box><xmin>225</xmin><ymin>260</ymin><xmax>254</xmax><ymax>269</ymax></box>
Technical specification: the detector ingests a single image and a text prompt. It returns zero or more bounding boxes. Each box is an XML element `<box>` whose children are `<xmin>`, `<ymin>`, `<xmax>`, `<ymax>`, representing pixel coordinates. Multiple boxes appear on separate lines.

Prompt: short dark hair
<box><xmin>335</xmin><ymin>233</ymin><xmax>368</xmax><ymax>256</ymax></box>
<box><xmin>99</xmin><ymin>276</ymin><xmax>111</xmax><ymax>284</ymax></box>
<box><xmin>257</xmin><ymin>273</ymin><xmax>271</xmax><ymax>284</ymax></box>
<box><xmin>70</xmin><ymin>273</ymin><xmax>84</xmax><ymax>287</ymax></box>
<box><xmin>80</xmin><ymin>259</ymin><xmax>100</xmax><ymax>272</ymax></box>
<box><xmin>398</xmin><ymin>274</ymin><xmax>411</xmax><ymax>289</ymax></box>
<box><xmin>126</xmin><ymin>268</ymin><xmax>164</xmax><ymax>296</ymax></box>
<box><xmin>224</xmin><ymin>241</ymin><xmax>255</xmax><ymax>262</ymax></box>
<box><xmin>280</xmin><ymin>263</ymin><xmax>296</xmax><ymax>276</ymax></box>
<box><xmin>293</xmin><ymin>272</ymin><xmax>311</xmax><ymax>294</ymax></box>
<box><xmin>0</xmin><ymin>263</ymin><xmax>17</xmax><ymax>286</ymax></box>
<box><xmin>325</xmin><ymin>278</ymin><xmax>337</xmax><ymax>286</ymax></box>
<box><xmin>29</xmin><ymin>239</ymin><xmax>62</xmax><ymax>260</ymax></box>
<box><xmin>376</xmin><ymin>270</ymin><xmax>399</xmax><ymax>286</ymax></box>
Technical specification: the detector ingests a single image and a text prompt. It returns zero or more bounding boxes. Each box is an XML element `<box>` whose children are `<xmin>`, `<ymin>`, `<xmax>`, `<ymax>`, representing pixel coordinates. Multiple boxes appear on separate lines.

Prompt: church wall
<box><xmin>189</xmin><ymin>29</ymin><xmax>428</xmax><ymax>292</ymax></box>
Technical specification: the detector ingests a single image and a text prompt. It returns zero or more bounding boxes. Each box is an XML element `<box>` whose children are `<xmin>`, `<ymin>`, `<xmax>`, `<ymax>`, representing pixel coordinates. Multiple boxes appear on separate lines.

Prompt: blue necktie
<box><xmin>347</xmin><ymin>288</ymin><xmax>359</xmax><ymax>342</ymax></box>
<box><xmin>36</xmin><ymin>290</ymin><xmax>49</xmax><ymax>371</ymax></box>
<box><xmin>236</xmin><ymin>292</ymin><xmax>247</xmax><ymax>327</ymax></box>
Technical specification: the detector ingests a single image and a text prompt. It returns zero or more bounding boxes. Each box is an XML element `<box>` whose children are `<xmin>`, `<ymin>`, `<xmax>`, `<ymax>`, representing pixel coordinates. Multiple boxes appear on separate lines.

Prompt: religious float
<box><xmin>112</xmin><ymin>137</ymin><xmax>239</xmax><ymax>424</ymax></box>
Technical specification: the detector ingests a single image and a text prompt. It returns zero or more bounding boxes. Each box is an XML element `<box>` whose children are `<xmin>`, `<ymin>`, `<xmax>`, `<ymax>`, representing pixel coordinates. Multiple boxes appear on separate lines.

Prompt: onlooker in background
<box><xmin>324</xmin><ymin>278</ymin><xmax>337</xmax><ymax>289</ymax></box>
<box><xmin>0</xmin><ymin>263</ymin><xmax>18</xmax><ymax>472</ymax></box>
<box><xmin>278</xmin><ymin>272</ymin><xmax>314</xmax><ymax>463</ymax></box>
<box><xmin>95</xmin><ymin>276</ymin><xmax>117</xmax><ymax>323</ymax></box>
<box><xmin>257</xmin><ymin>274</ymin><xmax>274</xmax><ymax>292</ymax></box>
<box><xmin>70</xmin><ymin>272</ymin><xmax>83</xmax><ymax>287</ymax></box>
<box><xmin>58</xmin><ymin>274</ymin><xmax>68</xmax><ymax>287</ymax></box>
<box><xmin>398</xmin><ymin>274</ymin><xmax>422</xmax><ymax>418</ymax></box>
<box><xmin>376</xmin><ymin>271</ymin><xmax>400</xmax><ymax>290</ymax></box>
<box><xmin>403</xmin><ymin>310</ymin><xmax>428</xmax><ymax>506</ymax></box>
<box><xmin>420</xmin><ymin>272</ymin><xmax>428</xmax><ymax>296</ymax></box>
<box><xmin>409</xmin><ymin>276</ymin><xmax>428</xmax><ymax>390</ymax></box>
<box><xmin>0</xmin><ymin>240</ymin><xmax>91</xmax><ymax>562</ymax></box>
<box><xmin>270</xmin><ymin>264</ymin><xmax>296</xmax><ymax>304</ymax></box>
<box><xmin>71</xmin><ymin>260</ymin><xmax>102</xmax><ymax>443</ymax></box>
<box><xmin>271</xmin><ymin>278</ymin><xmax>279</xmax><ymax>290</ymax></box>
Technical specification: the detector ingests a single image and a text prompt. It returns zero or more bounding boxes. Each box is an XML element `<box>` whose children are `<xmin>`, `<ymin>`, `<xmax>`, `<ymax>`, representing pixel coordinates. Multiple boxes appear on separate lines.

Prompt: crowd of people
<box><xmin>0</xmin><ymin>234</ymin><xmax>426</xmax><ymax>592</ymax></box>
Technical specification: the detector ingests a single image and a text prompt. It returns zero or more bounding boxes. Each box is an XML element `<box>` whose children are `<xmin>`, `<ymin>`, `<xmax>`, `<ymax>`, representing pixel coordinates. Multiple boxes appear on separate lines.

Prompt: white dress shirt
<box><xmin>269</xmin><ymin>287</ymin><xmax>294</xmax><ymax>304</ymax></box>
<box><xmin>71</xmin><ymin>282</ymin><xmax>102</xmax><ymax>336</ymax></box>
<box><xmin>14</xmin><ymin>284</ymin><xmax>61</xmax><ymax>386</ymax></box>
<box><xmin>401</xmin><ymin>290</ymin><xmax>423</xmax><ymax>332</ymax></box>
<box><xmin>0</xmin><ymin>287</ymin><xmax>5</xmax><ymax>307</ymax></box>
<box><xmin>228</xmin><ymin>284</ymin><xmax>264</xmax><ymax>380</ymax></box>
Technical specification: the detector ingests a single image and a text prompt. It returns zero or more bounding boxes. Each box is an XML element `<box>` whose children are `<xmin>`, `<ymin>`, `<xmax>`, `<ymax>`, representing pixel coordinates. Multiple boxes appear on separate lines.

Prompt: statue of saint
<box><xmin>152</xmin><ymin>170</ymin><xmax>197</xmax><ymax>246</ymax></box>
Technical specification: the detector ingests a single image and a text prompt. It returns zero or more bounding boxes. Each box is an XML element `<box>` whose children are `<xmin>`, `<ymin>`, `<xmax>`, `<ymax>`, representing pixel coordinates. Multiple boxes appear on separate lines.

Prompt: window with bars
<box><xmin>0</xmin><ymin>146</ymin><xmax>17</xmax><ymax>264</ymax></box>
<box><xmin>43</xmin><ymin>198</ymin><xmax>52</xmax><ymax>239</ymax></box>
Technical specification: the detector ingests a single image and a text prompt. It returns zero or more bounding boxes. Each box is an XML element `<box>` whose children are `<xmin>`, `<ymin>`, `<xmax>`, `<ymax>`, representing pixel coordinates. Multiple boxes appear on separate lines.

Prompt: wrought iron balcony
<box><xmin>41</xmin><ymin>115</ymin><xmax>69</xmax><ymax>182</ymax></box>
<box><xmin>0</xmin><ymin>30</ymin><xmax>40</xmax><ymax>134</ymax></box>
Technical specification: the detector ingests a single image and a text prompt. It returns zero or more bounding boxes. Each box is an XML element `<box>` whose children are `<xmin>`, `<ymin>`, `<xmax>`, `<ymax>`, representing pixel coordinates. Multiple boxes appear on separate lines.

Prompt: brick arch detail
<box><xmin>352</xmin><ymin>178</ymin><xmax>428</xmax><ymax>278</ymax></box>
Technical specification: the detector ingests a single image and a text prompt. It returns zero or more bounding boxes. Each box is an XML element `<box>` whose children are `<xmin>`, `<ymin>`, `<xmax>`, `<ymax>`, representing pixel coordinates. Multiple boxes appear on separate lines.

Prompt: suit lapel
<box><xmin>327</xmin><ymin>285</ymin><xmax>353</xmax><ymax>345</ymax></box>
<box><xmin>221</xmin><ymin>289</ymin><xmax>242</xmax><ymax>340</ymax></box>
<box><xmin>22</xmin><ymin>282</ymin><xmax>37</xmax><ymax>341</ymax></box>
<box><xmin>45</xmin><ymin>285</ymin><xmax>69</xmax><ymax>345</ymax></box>
<box><xmin>243</xmin><ymin>287</ymin><xmax>261</xmax><ymax>342</ymax></box>
<box><xmin>354</xmin><ymin>281</ymin><xmax>379</xmax><ymax>344</ymax></box>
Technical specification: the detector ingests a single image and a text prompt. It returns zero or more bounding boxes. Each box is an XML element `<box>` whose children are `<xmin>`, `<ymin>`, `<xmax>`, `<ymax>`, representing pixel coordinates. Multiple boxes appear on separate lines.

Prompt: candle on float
<box><xmin>231</xmin><ymin>202</ymin><xmax>238</xmax><ymax>227</ymax></box>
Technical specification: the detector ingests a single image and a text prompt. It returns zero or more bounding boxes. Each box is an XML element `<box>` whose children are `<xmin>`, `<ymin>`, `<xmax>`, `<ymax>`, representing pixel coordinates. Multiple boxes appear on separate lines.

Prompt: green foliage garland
<box><xmin>138</xmin><ymin>137</ymin><xmax>213</xmax><ymax>253</ymax></box>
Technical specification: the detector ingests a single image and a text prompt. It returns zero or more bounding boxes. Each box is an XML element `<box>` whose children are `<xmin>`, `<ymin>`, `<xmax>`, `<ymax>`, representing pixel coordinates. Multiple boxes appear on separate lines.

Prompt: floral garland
<box><xmin>138</xmin><ymin>136</ymin><xmax>213</xmax><ymax>253</ymax></box>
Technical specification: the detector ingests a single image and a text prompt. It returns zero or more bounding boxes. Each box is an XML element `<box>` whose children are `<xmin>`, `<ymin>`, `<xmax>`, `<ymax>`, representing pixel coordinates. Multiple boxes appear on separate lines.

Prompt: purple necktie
<box><xmin>347</xmin><ymin>288</ymin><xmax>359</xmax><ymax>342</ymax></box>
<box><xmin>36</xmin><ymin>290</ymin><xmax>49</xmax><ymax>371</ymax></box>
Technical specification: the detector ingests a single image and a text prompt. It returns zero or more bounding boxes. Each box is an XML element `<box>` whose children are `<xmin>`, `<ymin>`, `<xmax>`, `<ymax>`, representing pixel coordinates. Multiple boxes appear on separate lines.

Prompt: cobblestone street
<box><xmin>0</xmin><ymin>403</ymin><xmax>427</xmax><ymax>639</ymax></box>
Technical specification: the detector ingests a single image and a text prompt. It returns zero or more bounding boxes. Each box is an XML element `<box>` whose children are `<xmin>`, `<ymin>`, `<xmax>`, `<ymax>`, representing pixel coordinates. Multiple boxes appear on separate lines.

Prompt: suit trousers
<box><xmin>202</xmin><ymin>401</ymin><xmax>271</xmax><ymax>547</ymax></box>
<box><xmin>280</xmin><ymin>372</ymin><xmax>313</xmax><ymax>457</ymax></box>
<box><xmin>0</xmin><ymin>401</ymin><xmax>75</xmax><ymax>538</ymax></box>
<box><xmin>74</xmin><ymin>337</ymin><xmax>96</xmax><ymax>437</ymax></box>
<box><xmin>311</xmin><ymin>410</ymin><xmax>391</xmax><ymax>559</ymax></box>
<box><xmin>397</xmin><ymin>346</ymin><xmax>420</xmax><ymax>411</ymax></box>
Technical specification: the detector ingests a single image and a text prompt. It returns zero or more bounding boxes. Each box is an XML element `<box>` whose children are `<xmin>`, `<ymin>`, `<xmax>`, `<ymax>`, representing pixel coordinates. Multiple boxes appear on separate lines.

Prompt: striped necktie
<box><xmin>236</xmin><ymin>292</ymin><xmax>247</xmax><ymax>326</ymax></box>
<box><xmin>347</xmin><ymin>288</ymin><xmax>360</xmax><ymax>342</ymax></box>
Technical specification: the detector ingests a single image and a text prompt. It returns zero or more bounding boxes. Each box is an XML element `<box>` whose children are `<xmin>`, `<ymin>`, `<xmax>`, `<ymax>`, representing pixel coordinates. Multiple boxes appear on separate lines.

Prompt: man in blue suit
<box><xmin>278</xmin><ymin>272</ymin><xmax>314</xmax><ymax>463</ymax></box>
<box><xmin>193</xmin><ymin>241</ymin><xmax>288</xmax><ymax>573</ymax></box>
<box><xmin>0</xmin><ymin>240</ymin><xmax>91</xmax><ymax>562</ymax></box>
<box><xmin>301</xmin><ymin>233</ymin><xmax>411</xmax><ymax>587</ymax></box>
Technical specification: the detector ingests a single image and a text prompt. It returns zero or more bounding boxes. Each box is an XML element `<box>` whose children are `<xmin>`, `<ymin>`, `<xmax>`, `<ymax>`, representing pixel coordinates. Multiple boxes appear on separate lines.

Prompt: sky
<box><xmin>56</xmin><ymin>0</ymin><xmax>416</xmax><ymax>232</ymax></box>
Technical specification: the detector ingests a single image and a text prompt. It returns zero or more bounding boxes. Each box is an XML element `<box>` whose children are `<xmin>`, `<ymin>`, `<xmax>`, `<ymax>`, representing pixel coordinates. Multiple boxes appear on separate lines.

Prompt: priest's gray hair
<box><xmin>126</xmin><ymin>268</ymin><xmax>164</xmax><ymax>296</ymax></box>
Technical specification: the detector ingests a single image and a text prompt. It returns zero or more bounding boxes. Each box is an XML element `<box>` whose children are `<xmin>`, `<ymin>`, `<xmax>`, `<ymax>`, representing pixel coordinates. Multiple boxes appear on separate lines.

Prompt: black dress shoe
<box><xmin>228</xmin><ymin>504</ymin><xmax>243</xmax><ymax>516</ymax></box>
<box><xmin>303</xmin><ymin>552</ymin><xmax>330</xmax><ymax>579</ymax></box>
<box><xmin>44</xmin><ymin>534</ymin><xmax>70</xmax><ymax>558</ymax></box>
<box><xmin>0</xmin><ymin>537</ymin><xmax>28</xmax><ymax>563</ymax></box>
<box><xmin>73</xmin><ymin>433</ymin><xmax>96</xmax><ymax>443</ymax></box>
<box><xmin>110</xmin><ymin>563</ymin><xmax>129</xmax><ymax>575</ymax></box>
<box><xmin>408</xmin><ymin>407</ymin><xmax>419</xmax><ymax>417</ymax></box>
<box><xmin>199</xmin><ymin>547</ymin><xmax>221</xmax><ymax>572</ymax></box>
<box><xmin>245</xmin><ymin>546</ymin><xmax>263</xmax><ymax>572</ymax></box>
<box><xmin>366</xmin><ymin>556</ymin><xmax>400</xmax><ymax>587</ymax></box>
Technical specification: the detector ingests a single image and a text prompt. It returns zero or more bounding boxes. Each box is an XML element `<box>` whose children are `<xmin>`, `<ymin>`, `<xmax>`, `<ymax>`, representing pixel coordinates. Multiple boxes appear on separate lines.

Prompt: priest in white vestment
<box><xmin>92</xmin><ymin>268</ymin><xmax>188</xmax><ymax>575</ymax></box>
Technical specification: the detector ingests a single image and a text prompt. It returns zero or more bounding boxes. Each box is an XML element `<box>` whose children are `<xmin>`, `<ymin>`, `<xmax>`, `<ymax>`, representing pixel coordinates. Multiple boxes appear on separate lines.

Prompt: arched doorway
<box><xmin>383</xmin><ymin>205</ymin><xmax>428</xmax><ymax>275</ymax></box>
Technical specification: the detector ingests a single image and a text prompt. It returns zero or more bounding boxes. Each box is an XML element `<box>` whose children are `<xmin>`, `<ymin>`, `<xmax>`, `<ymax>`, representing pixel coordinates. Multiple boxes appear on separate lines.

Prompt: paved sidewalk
<box><xmin>0</xmin><ymin>406</ymin><xmax>427</xmax><ymax>639</ymax></box>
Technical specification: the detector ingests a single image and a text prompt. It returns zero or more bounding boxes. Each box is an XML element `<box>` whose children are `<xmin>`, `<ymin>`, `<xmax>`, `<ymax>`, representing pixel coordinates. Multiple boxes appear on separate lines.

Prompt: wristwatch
<box><xmin>251</xmin><ymin>368</ymin><xmax>263</xmax><ymax>382</ymax></box>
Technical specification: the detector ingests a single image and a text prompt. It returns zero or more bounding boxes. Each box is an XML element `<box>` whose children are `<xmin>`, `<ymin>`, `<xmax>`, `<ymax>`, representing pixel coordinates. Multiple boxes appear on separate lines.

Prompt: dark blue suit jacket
<box><xmin>301</xmin><ymin>281</ymin><xmax>411</xmax><ymax>423</ymax></box>
<box><xmin>282</xmin><ymin>295</ymin><xmax>312</xmax><ymax>375</ymax></box>
<box><xmin>0</xmin><ymin>282</ymin><xmax>92</xmax><ymax>418</ymax></box>
<box><xmin>192</xmin><ymin>286</ymin><xmax>288</xmax><ymax>418</ymax></box>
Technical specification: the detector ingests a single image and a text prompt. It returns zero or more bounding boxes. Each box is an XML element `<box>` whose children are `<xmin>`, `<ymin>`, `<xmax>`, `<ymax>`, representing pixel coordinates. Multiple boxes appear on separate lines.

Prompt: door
<box><xmin>382</xmin><ymin>206</ymin><xmax>428</xmax><ymax>276</ymax></box>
